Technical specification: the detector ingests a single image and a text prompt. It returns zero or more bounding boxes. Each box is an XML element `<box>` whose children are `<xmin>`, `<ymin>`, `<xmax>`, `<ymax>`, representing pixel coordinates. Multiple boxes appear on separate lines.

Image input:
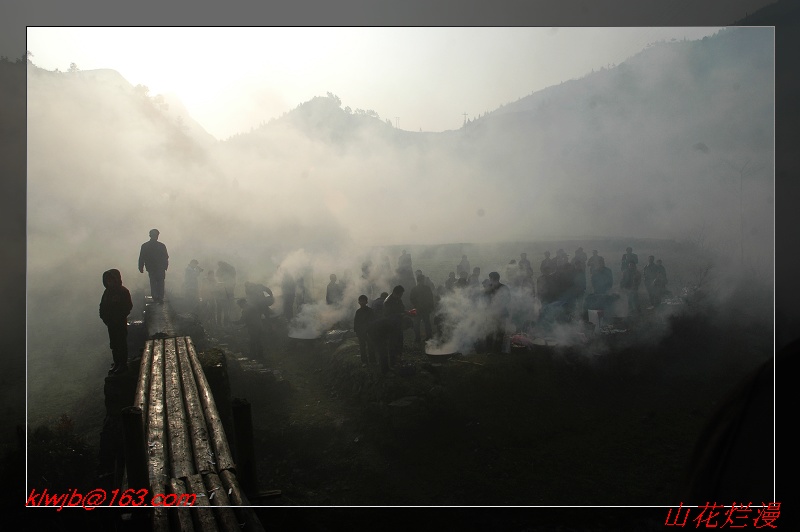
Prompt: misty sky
<box><xmin>26</xmin><ymin>27</ymin><xmax>730</xmax><ymax>140</ymax></box>
<box><xmin>22</xmin><ymin>21</ymin><xmax>775</xmax><ymax>438</ymax></box>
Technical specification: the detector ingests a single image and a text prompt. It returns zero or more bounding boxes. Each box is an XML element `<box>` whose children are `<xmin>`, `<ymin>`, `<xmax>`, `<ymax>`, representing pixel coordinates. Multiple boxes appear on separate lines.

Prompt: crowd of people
<box><xmin>102</xmin><ymin>231</ymin><xmax>672</xmax><ymax>376</ymax></box>
<box><xmin>343</xmin><ymin>245</ymin><xmax>673</xmax><ymax>373</ymax></box>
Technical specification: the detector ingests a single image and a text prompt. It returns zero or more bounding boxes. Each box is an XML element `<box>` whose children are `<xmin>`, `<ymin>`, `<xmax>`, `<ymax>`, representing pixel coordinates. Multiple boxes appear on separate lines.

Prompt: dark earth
<box><xmin>203</xmin><ymin>291</ymin><xmax>773</xmax><ymax>515</ymax></box>
<box><xmin>15</xmin><ymin>278</ymin><xmax>775</xmax><ymax>531</ymax></box>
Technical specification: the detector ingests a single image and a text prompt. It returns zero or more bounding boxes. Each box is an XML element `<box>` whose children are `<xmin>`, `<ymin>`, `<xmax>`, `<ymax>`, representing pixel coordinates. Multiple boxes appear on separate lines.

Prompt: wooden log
<box><xmin>230</xmin><ymin>398</ymin><xmax>257</xmax><ymax>495</ymax></box>
<box><xmin>169</xmin><ymin>477</ymin><xmax>195</xmax><ymax>532</ymax></box>
<box><xmin>219</xmin><ymin>469</ymin><xmax>267</xmax><ymax>532</ymax></box>
<box><xmin>185</xmin><ymin>337</ymin><xmax>236</xmax><ymax>472</ymax></box>
<box><xmin>121</xmin><ymin>406</ymin><xmax>151</xmax><ymax>497</ymax></box>
<box><xmin>144</xmin><ymin>299</ymin><xmax>177</xmax><ymax>338</ymax></box>
<box><xmin>201</xmin><ymin>471</ymin><xmax>232</xmax><ymax>506</ymax></box>
<box><xmin>133</xmin><ymin>340</ymin><xmax>154</xmax><ymax>422</ymax></box>
<box><xmin>203</xmin><ymin>472</ymin><xmax>241</xmax><ymax>532</ymax></box>
<box><xmin>218</xmin><ymin>468</ymin><xmax>249</xmax><ymax>506</ymax></box>
<box><xmin>197</xmin><ymin>347</ymin><xmax>237</xmax><ymax>469</ymax></box>
<box><xmin>176</xmin><ymin>337</ymin><xmax>216</xmax><ymax>474</ymax></box>
<box><xmin>151</xmin><ymin>481</ymin><xmax>170</xmax><ymax>532</ymax></box>
<box><xmin>146</xmin><ymin>339</ymin><xmax>168</xmax><ymax>490</ymax></box>
<box><xmin>164</xmin><ymin>337</ymin><xmax>195</xmax><ymax>479</ymax></box>
<box><xmin>152</xmin><ymin>505</ymin><xmax>170</xmax><ymax>532</ymax></box>
<box><xmin>184</xmin><ymin>473</ymin><xmax>220</xmax><ymax>532</ymax></box>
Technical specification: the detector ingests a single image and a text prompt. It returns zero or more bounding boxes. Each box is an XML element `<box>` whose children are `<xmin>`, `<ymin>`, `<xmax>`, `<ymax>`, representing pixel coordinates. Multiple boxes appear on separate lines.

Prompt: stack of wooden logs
<box><xmin>125</xmin><ymin>335</ymin><xmax>265</xmax><ymax>531</ymax></box>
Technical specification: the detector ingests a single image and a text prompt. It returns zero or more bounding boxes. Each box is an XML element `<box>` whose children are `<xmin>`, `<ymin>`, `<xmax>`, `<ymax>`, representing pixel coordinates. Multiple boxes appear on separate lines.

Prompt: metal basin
<box><xmin>425</xmin><ymin>348</ymin><xmax>459</xmax><ymax>361</ymax></box>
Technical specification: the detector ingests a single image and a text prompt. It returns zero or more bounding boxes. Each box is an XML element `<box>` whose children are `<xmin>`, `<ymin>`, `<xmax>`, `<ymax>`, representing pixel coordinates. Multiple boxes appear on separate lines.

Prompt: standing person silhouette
<box><xmin>183</xmin><ymin>259</ymin><xmax>203</xmax><ymax>307</ymax></box>
<box><xmin>138</xmin><ymin>229</ymin><xmax>169</xmax><ymax>304</ymax></box>
<box><xmin>99</xmin><ymin>269</ymin><xmax>133</xmax><ymax>375</ymax></box>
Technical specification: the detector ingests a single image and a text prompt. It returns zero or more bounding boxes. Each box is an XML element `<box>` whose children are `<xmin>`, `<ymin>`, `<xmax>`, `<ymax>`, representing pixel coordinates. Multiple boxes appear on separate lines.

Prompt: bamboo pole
<box><xmin>185</xmin><ymin>337</ymin><xmax>236</xmax><ymax>472</ymax></box>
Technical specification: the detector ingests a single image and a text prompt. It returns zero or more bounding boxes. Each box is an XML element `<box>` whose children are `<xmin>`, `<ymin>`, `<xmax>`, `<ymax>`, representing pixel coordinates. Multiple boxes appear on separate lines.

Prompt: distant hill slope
<box><xmin>734</xmin><ymin>0</ymin><xmax>800</xmax><ymax>25</ymax></box>
<box><xmin>24</xmin><ymin>27</ymin><xmax>775</xmax><ymax>274</ymax></box>
<box><xmin>214</xmin><ymin>27</ymin><xmax>773</xmax><ymax>253</ymax></box>
<box><xmin>27</xmin><ymin>63</ymin><xmax>217</xmax><ymax>154</ymax></box>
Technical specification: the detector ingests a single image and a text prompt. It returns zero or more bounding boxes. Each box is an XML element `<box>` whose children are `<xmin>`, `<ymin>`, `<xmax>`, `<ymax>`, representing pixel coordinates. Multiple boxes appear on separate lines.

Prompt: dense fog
<box><xmin>25</xmin><ymin>27</ymin><xmax>774</xmax><ymax>421</ymax></box>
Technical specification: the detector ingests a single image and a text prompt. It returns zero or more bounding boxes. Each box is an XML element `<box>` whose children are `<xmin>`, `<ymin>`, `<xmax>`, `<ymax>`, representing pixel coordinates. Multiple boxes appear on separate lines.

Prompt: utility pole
<box><xmin>462</xmin><ymin>112</ymin><xmax>468</xmax><ymax>128</ymax></box>
<box><xmin>395</xmin><ymin>117</ymin><xmax>399</xmax><ymax>128</ymax></box>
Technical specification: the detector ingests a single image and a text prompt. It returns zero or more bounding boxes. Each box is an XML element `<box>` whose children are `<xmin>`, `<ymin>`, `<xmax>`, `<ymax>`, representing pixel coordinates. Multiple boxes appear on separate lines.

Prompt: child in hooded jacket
<box><xmin>100</xmin><ymin>269</ymin><xmax>133</xmax><ymax>375</ymax></box>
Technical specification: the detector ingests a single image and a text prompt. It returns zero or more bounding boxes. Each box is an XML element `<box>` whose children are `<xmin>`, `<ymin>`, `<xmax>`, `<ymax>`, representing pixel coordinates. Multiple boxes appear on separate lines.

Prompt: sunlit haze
<box><xmin>26</xmin><ymin>27</ymin><xmax>724</xmax><ymax>140</ymax></box>
<box><xmin>24</xmin><ymin>25</ymin><xmax>774</xmax><ymax>371</ymax></box>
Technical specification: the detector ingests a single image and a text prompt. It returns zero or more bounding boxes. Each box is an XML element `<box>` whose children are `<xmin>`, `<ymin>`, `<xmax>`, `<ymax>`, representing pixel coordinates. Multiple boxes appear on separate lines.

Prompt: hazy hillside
<box><xmin>24</xmin><ymin>27</ymin><xmax>774</xmax><ymax>392</ymax></box>
<box><xmin>448</xmin><ymin>28</ymin><xmax>773</xmax><ymax>248</ymax></box>
<box><xmin>209</xmin><ymin>27</ymin><xmax>773</xmax><ymax>256</ymax></box>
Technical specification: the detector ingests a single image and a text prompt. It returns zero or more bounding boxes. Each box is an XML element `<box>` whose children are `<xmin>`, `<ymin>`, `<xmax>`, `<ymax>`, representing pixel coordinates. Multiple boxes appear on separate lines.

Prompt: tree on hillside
<box><xmin>326</xmin><ymin>92</ymin><xmax>342</xmax><ymax>107</ymax></box>
<box><xmin>68</xmin><ymin>62</ymin><xmax>80</xmax><ymax>73</ymax></box>
<box><xmin>134</xmin><ymin>84</ymin><xmax>150</xmax><ymax>98</ymax></box>
<box><xmin>153</xmin><ymin>94</ymin><xmax>169</xmax><ymax>111</ymax></box>
<box><xmin>14</xmin><ymin>51</ymin><xmax>31</xmax><ymax>64</ymax></box>
<box><xmin>15</xmin><ymin>50</ymin><xmax>34</xmax><ymax>65</ymax></box>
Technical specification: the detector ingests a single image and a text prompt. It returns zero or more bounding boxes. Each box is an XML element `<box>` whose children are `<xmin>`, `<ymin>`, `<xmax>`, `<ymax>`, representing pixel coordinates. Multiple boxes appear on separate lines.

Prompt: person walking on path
<box><xmin>138</xmin><ymin>229</ymin><xmax>169</xmax><ymax>303</ymax></box>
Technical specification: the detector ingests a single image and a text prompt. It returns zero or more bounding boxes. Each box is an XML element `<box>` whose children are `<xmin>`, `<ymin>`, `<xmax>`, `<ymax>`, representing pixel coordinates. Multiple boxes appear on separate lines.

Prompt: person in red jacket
<box><xmin>99</xmin><ymin>269</ymin><xmax>133</xmax><ymax>375</ymax></box>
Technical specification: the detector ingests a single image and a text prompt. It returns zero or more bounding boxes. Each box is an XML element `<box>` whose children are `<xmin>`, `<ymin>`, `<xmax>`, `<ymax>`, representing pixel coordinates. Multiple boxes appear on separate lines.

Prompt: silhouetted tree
<box><xmin>326</xmin><ymin>92</ymin><xmax>341</xmax><ymax>106</ymax></box>
<box><xmin>134</xmin><ymin>84</ymin><xmax>150</xmax><ymax>98</ymax></box>
<box><xmin>68</xmin><ymin>62</ymin><xmax>79</xmax><ymax>73</ymax></box>
<box><xmin>153</xmin><ymin>93</ymin><xmax>169</xmax><ymax>111</ymax></box>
